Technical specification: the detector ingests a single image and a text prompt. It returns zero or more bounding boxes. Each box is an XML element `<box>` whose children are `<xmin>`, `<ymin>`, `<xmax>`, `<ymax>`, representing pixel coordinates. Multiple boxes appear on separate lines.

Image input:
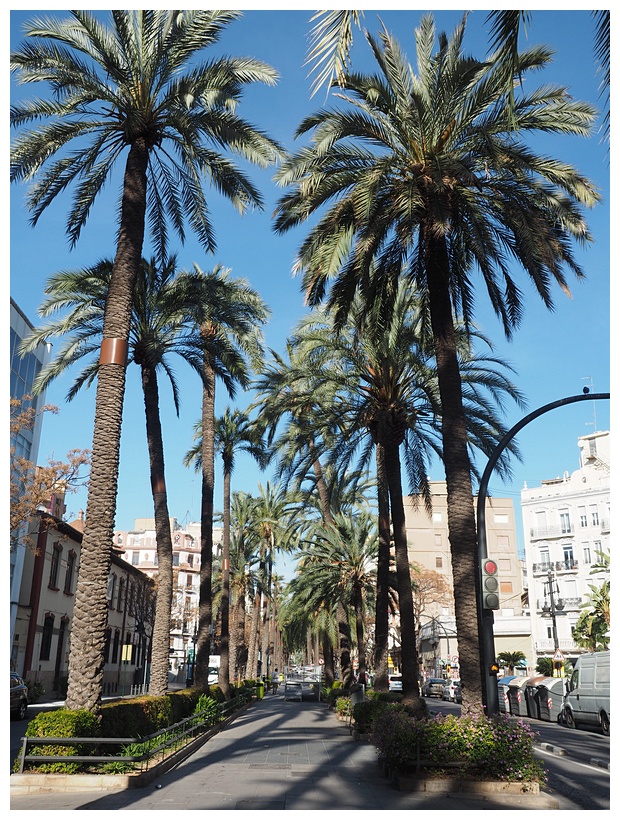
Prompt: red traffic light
<box><xmin>483</xmin><ymin>559</ymin><xmax>498</xmax><ymax>574</ymax></box>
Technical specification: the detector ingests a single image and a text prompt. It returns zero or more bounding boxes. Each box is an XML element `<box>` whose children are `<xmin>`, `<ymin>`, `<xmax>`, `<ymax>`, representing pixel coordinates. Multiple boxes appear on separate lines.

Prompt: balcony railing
<box><xmin>534</xmin><ymin>638</ymin><xmax>580</xmax><ymax>653</ymax></box>
<box><xmin>530</xmin><ymin>525</ymin><xmax>574</xmax><ymax>539</ymax></box>
<box><xmin>532</xmin><ymin>559</ymin><xmax>578</xmax><ymax>574</ymax></box>
<box><xmin>536</xmin><ymin>596</ymin><xmax>582</xmax><ymax>612</ymax></box>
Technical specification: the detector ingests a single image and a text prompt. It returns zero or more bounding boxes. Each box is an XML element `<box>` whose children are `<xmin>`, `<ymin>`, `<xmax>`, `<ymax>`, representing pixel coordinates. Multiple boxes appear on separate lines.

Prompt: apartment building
<box><xmin>404</xmin><ymin>482</ymin><xmax>531</xmax><ymax>678</ymax></box>
<box><xmin>521</xmin><ymin>431</ymin><xmax>610</xmax><ymax>668</ymax></box>
<box><xmin>114</xmin><ymin>519</ymin><xmax>222</xmax><ymax>679</ymax></box>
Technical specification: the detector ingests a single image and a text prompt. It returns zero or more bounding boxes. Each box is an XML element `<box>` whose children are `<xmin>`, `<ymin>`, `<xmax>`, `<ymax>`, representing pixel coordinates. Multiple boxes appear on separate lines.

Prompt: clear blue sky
<box><xmin>9</xmin><ymin>6</ymin><xmax>611</xmax><ymax>554</ymax></box>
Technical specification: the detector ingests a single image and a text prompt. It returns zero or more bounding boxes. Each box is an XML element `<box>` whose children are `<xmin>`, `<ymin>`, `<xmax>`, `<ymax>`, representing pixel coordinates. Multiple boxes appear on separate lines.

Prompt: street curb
<box><xmin>536</xmin><ymin>741</ymin><xmax>610</xmax><ymax>771</ymax></box>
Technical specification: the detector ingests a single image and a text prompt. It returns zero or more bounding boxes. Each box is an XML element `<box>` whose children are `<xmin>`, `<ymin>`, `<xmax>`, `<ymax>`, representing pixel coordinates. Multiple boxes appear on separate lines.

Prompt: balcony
<box><xmin>534</xmin><ymin>638</ymin><xmax>580</xmax><ymax>654</ymax></box>
<box><xmin>536</xmin><ymin>596</ymin><xmax>582</xmax><ymax>612</ymax></box>
<box><xmin>530</xmin><ymin>525</ymin><xmax>574</xmax><ymax>540</ymax></box>
<box><xmin>532</xmin><ymin>559</ymin><xmax>578</xmax><ymax>575</ymax></box>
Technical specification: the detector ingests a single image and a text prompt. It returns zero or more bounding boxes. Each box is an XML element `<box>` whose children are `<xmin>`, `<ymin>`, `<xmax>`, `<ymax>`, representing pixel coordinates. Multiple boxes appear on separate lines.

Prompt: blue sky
<box><xmin>9</xmin><ymin>6</ymin><xmax>610</xmax><ymax>554</ymax></box>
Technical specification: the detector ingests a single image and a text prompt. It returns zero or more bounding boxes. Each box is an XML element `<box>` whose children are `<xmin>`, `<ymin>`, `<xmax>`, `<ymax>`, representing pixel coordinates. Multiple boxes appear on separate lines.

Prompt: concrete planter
<box><xmin>393</xmin><ymin>772</ymin><xmax>540</xmax><ymax>795</ymax></box>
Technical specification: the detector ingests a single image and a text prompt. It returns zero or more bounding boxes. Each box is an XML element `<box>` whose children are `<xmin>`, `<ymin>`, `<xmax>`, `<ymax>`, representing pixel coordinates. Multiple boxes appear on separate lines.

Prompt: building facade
<box><xmin>12</xmin><ymin>513</ymin><xmax>155</xmax><ymax>697</ymax></box>
<box><xmin>114</xmin><ymin>519</ymin><xmax>222</xmax><ymax>683</ymax></box>
<box><xmin>403</xmin><ymin>482</ymin><xmax>532</xmax><ymax>679</ymax></box>
<box><xmin>521</xmin><ymin>431</ymin><xmax>610</xmax><ymax>669</ymax></box>
<box><xmin>10</xmin><ymin>299</ymin><xmax>52</xmax><ymax>645</ymax></box>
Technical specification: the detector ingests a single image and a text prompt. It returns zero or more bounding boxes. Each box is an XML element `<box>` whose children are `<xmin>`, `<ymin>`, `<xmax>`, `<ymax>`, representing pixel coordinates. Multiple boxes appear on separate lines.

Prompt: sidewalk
<box><xmin>10</xmin><ymin>692</ymin><xmax>558</xmax><ymax>811</ymax></box>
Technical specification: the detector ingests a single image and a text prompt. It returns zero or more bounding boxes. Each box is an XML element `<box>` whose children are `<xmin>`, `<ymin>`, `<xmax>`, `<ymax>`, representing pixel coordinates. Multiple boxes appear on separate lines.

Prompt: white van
<box><xmin>564</xmin><ymin>651</ymin><xmax>610</xmax><ymax>735</ymax></box>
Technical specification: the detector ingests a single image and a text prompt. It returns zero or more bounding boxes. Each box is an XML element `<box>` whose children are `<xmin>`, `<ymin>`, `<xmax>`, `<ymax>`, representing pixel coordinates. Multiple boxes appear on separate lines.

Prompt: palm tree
<box><xmin>289</xmin><ymin>512</ymin><xmax>377</xmax><ymax>681</ymax></box>
<box><xmin>11</xmin><ymin>10</ymin><xmax>282</xmax><ymax>711</ymax></box>
<box><xmin>497</xmin><ymin>650</ymin><xmax>526</xmax><ymax>674</ymax></box>
<box><xmin>288</xmin><ymin>290</ymin><xmax>523</xmax><ymax>707</ymax></box>
<box><xmin>274</xmin><ymin>16</ymin><xmax>598</xmax><ymax>713</ymax></box>
<box><xmin>19</xmin><ymin>256</ymin><xmax>215</xmax><ymax>697</ymax></box>
<box><xmin>184</xmin><ymin>408</ymin><xmax>267</xmax><ymax>698</ymax></box>
<box><xmin>182</xmin><ymin>265</ymin><xmax>269</xmax><ymax>690</ymax></box>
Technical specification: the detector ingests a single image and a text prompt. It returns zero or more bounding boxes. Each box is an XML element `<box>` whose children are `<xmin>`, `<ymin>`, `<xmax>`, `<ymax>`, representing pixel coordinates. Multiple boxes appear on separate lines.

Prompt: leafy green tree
<box><xmin>274</xmin><ymin>15</ymin><xmax>598</xmax><ymax>713</ymax></box>
<box><xmin>11</xmin><ymin>10</ymin><xmax>282</xmax><ymax>711</ymax></box>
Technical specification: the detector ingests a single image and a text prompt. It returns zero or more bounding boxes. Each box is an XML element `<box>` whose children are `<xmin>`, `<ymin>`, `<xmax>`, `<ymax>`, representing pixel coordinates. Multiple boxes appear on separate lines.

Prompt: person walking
<box><xmin>271</xmin><ymin>668</ymin><xmax>280</xmax><ymax>694</ymax></box>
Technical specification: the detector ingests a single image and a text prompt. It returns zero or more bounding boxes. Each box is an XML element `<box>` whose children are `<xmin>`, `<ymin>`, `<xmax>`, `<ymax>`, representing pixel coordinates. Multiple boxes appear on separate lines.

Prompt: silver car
<box><xmin>388</xmin><ymin>674</ymin><xmax>403</xmax><ymax>692</ymax></box>
<box><xmin>423</xmin><ymin>678</ymin><xmax>446</xmax><ymax>698</ymax></box>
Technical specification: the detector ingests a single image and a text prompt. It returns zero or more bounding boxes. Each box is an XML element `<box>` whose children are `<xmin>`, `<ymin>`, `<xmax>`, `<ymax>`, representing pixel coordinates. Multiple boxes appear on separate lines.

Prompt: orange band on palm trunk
<box><xmin>100</xmin><ymin>338</ymin><xmax>128</xmax><ymax>366</ymax></box>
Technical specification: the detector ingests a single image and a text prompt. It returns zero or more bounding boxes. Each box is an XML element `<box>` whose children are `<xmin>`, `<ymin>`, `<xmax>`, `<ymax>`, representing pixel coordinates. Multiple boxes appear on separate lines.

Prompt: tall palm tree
<box><xmin>291</xmin><ymin>290</ymin><xmax>523</xmax><ymax>708</ymax></box>
<box><xmin>274</xmin><ymin>16</ymin><xmax>598</xmax><ymax>713</ymax></box>
<box><xmin>184</xmin><ymin>408</ymin><xmax>268</xmax><ymax>698</ymax></box>
<box><xmin>11</xmin><ymin>10</ymin><xmax>282</xmax><ymax>711</ymax></box>
<box><xmin>19</xmin><ymin>256</ymin><xmax>215</xmax><ymax>697</ymax></box>
<box><xmin>182</xmin><ymin>265</ymin><xmax>270</xmax><ymax>689</ymax></box>
<box><xmin>289</xmin><ymin>512</ymin><xmax>377</xmax><ymax>681</ymax></box>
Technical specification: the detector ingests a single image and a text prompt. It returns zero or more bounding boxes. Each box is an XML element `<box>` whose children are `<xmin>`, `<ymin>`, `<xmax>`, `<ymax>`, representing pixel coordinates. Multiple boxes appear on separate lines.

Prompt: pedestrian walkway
<box><xmin>9</xmin><ymin>692</ymin><xmax>557</xmax><ymax>811</ymax></box>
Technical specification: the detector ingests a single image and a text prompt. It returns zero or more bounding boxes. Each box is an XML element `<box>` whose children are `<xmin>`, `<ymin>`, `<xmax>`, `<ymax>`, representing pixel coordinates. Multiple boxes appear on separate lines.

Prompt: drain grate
<box><xmin>249</xmin><ymin>764</ymin><xmax>292</xmax><ymax>770</ymax></box>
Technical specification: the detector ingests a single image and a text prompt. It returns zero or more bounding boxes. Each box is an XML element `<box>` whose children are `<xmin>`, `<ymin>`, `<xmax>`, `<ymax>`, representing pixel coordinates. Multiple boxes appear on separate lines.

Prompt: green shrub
<box><xmin>369</xmin><ymin>707</ymin><xmax>546</xmax><ymax>783</ymax></box>
<box><xmin>21</xmin><ymin>709</ymin><xmax>101</xmax><ymax>773</ymax></box>
<box><xmin>335</xmin><ymin>696</ymin><xmax>352</xmax><ymax>717</ymax></box>
<box><xmin>352</xmin><ymin>699</ymin><xmax>392</xmax><ymax>734</ymax></box>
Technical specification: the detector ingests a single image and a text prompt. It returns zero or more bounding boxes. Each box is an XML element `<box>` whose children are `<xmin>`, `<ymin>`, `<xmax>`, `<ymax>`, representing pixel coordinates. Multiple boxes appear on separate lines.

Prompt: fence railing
<box><xmin>17</xmin><ymin>692</ymin><xmax>251</xmax><ymax>775</ymax></box>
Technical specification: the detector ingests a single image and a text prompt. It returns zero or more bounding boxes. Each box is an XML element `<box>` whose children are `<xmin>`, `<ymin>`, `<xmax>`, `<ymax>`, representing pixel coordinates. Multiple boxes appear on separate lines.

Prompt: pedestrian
<box><xmin>271</xmin><ymin>668</ymin><xmax>280</xmax><ymax>694</ymax></box>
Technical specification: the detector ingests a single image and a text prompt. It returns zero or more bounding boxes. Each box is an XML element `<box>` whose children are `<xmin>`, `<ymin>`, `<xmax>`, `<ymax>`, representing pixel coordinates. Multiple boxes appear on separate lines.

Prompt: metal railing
<box><xmin>17</xmin><ymin>693</ymin><xmax>251</xmax><ymax>775</ymax></box>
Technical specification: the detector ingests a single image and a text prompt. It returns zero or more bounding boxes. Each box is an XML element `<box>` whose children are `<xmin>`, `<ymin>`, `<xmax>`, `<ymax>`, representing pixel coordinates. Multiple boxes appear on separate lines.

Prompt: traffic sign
<box><xmin>552</xmin><ymin>649</ymin><xmax>565</xmax><ymax>662</ymax></box>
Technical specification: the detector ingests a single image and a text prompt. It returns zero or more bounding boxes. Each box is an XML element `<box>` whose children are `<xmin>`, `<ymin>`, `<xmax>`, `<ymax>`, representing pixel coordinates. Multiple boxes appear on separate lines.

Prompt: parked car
<box><xmin>441</xmin><ymin>678</ymin><xmax>462</xmax><ymax>703</ymax></box>
<box><xmin>564</xmin><ymin>651</ymin><xmax>610</xmax><ymax>735</ymax></box>
<box><xmin>423</xmin><ymin>677</ymin><xmax>445</xmax><ymax>698</ymax></box>
<box><xmin>10</xmin><ymin>672</ymin><xmax>28</xmax><ymax>721</ymax></box>
<box><xmin>388</xmin><ymin>674</ymin><xmax>403</xmax><ymax>692</ymax></box>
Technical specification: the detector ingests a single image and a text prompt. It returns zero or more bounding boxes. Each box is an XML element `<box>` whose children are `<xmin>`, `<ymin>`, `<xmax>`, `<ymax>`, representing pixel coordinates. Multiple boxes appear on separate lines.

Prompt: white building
<box><xmin>114</xmin><ymin>519</ymin><xmax>222</xmax><ymax>681</ymax></box>
<box><xmin>10</xmin><ymin>299</ymin><xmax>52</xmax><ymax>654</ymax></box>
<box><xmin>521</xmin><ymin>431</ymin><xmax>610</xmax><ymax>667</ymax></box>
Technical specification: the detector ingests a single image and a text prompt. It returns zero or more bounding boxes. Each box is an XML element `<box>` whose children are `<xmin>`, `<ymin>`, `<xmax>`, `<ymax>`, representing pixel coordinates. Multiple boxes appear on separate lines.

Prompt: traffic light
<box><xmin>481</xmin><ymin>558</ymin><xmax>500</xmax><ymax>610</ymax></box>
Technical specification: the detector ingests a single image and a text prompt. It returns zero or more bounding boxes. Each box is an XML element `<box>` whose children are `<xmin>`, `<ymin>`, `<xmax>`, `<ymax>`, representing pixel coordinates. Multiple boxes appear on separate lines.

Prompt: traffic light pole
<box><xmin>477</xmin><ymin>392</ymin><xmax>609</xmax><ymax>716</ymax></box>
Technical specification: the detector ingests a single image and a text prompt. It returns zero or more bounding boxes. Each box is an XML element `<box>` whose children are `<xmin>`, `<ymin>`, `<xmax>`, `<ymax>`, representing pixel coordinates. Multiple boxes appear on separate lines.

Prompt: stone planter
<box><xmin>393</xmin><ymin>772</ymin><xmax>540</xmax><ymax>794</ymax></box>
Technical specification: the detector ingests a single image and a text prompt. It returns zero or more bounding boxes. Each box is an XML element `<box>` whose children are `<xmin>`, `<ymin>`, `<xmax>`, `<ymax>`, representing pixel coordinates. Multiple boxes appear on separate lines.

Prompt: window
<box><xmin>131</xmin><ymin>551</ymin><xmax>140</xmax><ymax>565</ymax></box>
<box><xmin>583</xmin><ymin>546</ymin><xmax>591</xmax><ymax>565</ymax></box>
<box><xmin>435</xmin><ymin>556</ymin><xmax>443</xmax><ymax>569</ymax></box>
<box><xmin>49</xmin><ymin>542</ymin><xmax>62</xmax><ymax>588</ymax></box>
<box><xmin>117</xmin><ymin>578</ymin><xmax>125</xmax><ymax>612</ymax></box>
<box><xmin>63</xmin><ymin>550</ymin><xmax>76</xmax><ymax>594</ymax></box>
<box><xmin>497</xmin><ymin>535</ymin><xmax>509</xmax><ymax>547</ymax></box>
<box><xmin>590</xmin><ymin>506</ymin><xmax>599</xmax><ymax>527</ymax></box>
<box><xmin>40</xmin><ymin>615</ymin><xmax>54</xmax><ymax>661</ymax></box>
<box><xmin>112</xmin><ymin>630</ymin><xmax>120</xmax><ymax>664</ymax></box>
<box><xmin>578</xmin><ymin>507</ymin><xmax>587</xmax><ymax>528</ymax></box>
<box><xmin>494</xmin><ymin>514</ymin><xmax>509</xmax><ymax>524</ymax></box>
<box><xmin>539</xmin><ymin>549</ymin><xmax>550</xmax><ymax>569</ymax></box>
<box><xmin>107</xmin><ymin>573</ymin><xmax>116</xmax><ymax>608</ymax></box>
<box><xmin>562</xmin><ymin>544</ymin><xmax>574</xmax><ymax>567</ymax></box>
<box><xmin>499</xmin><ymin>581</ymin><xmax>513</xmax><ymax>594</ymax></box>
<box><xmin>432</xmin><ymin>512</ymin><xmax>442</xmax><ymax>523</ymax></box>
<box><xmin>173</xmin><ymin>554</ymin><xmax>180</xmax><ymax>567</ymax></box>
<box><xmin>559</xmin><ymin>512</ymin><xmax>571</xmax><ymax>534</ymax></box>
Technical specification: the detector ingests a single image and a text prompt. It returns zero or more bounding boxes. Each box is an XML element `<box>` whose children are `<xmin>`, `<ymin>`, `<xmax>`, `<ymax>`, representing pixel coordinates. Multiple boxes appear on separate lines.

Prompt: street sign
<box><xmin>553</xmin><ymin>649</ymin><xmax>565</xmax><ymax>662</ymax></box>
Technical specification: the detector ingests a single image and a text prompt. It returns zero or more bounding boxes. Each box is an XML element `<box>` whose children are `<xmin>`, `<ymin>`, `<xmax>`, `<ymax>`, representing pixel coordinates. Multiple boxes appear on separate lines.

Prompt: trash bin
<box><xmin>497</xmin><ymin>675</ymin><xmax>516</xmax><ymax>713</ymax></box>
<box><xmin>350</xmin><ymin>684</ymin><xmax>365</xmax><ymax>705</ymax></box>
<box><xmin>256</xmin><ymin>680</ymin><xmax>264</xmax><ymax>699</ymax></box>
<box><xmin>537</xmin><ymin>677</ymin><xmax>567</xmax><ymax>722</ymax></box>
<box><xmin>524</xmin><ymin>675</ymin><xmax>546</xmax><ymax>719</ymax></box>
<box><xmin>507</xmin><ymin>676</ymin><xmax>531</xmax><ymax>716</ymax></box>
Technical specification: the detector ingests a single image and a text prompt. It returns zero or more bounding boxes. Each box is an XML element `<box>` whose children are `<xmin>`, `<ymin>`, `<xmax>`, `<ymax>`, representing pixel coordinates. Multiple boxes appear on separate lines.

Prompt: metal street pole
<box><xmin>477</xmin><ymin>392</ymin><xmax>609</xmax><ymax>716</ymax></box>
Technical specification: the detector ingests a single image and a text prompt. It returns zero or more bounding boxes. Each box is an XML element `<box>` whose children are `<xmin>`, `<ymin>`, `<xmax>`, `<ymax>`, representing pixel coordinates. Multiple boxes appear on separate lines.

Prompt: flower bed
<box><xmin>369</xmin><ymin>704</ymin><xmax>546</xmax><ymax>785</ymax></box>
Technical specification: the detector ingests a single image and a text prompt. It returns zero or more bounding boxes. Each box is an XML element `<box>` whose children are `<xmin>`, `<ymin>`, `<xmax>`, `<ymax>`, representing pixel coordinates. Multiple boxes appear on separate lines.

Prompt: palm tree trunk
<box><xmin>65</xmin><ymin>139</ymin><xmax>148</xmax><ymax>712</ymax></box>
<box><xmin>140</xmin><ymin>364</ymin><xmax>174</xmax><ymax>697</ymax></box>
<box><xmin>247</xmin><ymin>590</ymin><xmax>261</xmax><ymax>678</ymax></box>
<box><xmin>427</xmin><ymin>235</ymin><xmax>484</xmax><ymax>716</ymax></box>
<box><xmin>354</xmin><ymin>589</ymin><xmax>366</xmax><ymax>681</ymax></box>
<box><xmin>383</xmin><ymin>437</ymin><xmax>424</xmax><ymax>716</ymax></box>
<box><xmin>373</xmin><ymin>442</ymin><xmax>391</xmax><ymax>692</ymax></box>
<box><xmin>218</xmin><ymin>463</ymin><xmax>232</xmax><ymax>699</ymax></box>
<box><xmin>322</xmin><ymin>633</ymin><xmax>335</xmax><ymax>687</ymax></box>
<box><xmin>196</xmin><ymin>355</ymin><xmax>216</xmax><ymax>690</ymax></box>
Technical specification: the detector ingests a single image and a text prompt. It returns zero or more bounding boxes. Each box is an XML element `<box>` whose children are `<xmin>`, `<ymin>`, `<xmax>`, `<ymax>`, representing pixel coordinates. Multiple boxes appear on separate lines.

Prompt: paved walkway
<box><xmin>10</xmin><ymin>692</ymin><xmax>557</xmax><ymax>811</ymax></box>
